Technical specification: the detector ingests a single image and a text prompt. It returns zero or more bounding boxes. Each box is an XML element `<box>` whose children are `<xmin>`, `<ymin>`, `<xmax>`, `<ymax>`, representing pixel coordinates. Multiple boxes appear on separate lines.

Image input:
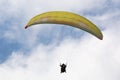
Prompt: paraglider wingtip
<box><xmin>99</xmin><ymin>36</ymin><xmax>103</xmax><ymax>40</ymax></box>
<box><xmin>25</xmin><ymin>26</ymin><xmax>28</xmax><ymax>29</ymax></box>
<box><xmin>98</xmin><ymin>37</ymin><xmax>103</xmax><ymax>40</ymax></box>
<box><xmin>100</xmin><ymin>35</ymin><xmax>103</xmax><ymax>40</ymax></box>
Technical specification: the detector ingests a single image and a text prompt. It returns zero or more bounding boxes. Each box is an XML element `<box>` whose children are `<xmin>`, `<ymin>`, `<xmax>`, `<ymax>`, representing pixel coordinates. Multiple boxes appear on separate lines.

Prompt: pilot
<box><xmin>60</xmin><ymin>63</ymin><xmax>67</xmax><ymax>73</ymax></box>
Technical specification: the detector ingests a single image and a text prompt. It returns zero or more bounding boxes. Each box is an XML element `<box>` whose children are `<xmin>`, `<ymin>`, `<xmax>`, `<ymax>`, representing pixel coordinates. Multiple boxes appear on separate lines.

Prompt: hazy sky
<box><xmin>0</xmin><ymin>0</ymin><xmax>120</xmax><ymax>80</ymax></box>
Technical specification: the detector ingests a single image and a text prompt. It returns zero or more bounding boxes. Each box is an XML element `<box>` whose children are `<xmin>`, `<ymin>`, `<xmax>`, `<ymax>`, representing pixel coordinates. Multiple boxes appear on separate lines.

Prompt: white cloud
<box><xmin>1</xmin><ymin>19</ymin><xmax>120</xmax><ymax>80</ymax></box>
<box><xmin>0</xmin><ymin>0</ymin><xmax>120</xmax><ymax>80</ymax></box>
<box><xmin>1</xmin><ymin>27</ymin><xmax>120</xmax><ymax>80</ymax></box>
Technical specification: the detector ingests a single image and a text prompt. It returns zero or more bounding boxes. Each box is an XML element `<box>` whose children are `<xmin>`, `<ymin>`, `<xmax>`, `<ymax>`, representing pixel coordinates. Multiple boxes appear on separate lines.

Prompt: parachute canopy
<box><xmin>25</xmin><ymin>11</ymin><xmax>103</xmax><ymax>40</ymax></box>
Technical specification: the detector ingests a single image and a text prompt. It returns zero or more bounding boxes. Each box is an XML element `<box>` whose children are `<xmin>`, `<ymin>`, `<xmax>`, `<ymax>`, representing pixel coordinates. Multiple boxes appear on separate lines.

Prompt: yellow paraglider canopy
<box><xmin>25</xmin><ymin>11</ymin><xmax>103</xmax><ymax>40</ymax></box>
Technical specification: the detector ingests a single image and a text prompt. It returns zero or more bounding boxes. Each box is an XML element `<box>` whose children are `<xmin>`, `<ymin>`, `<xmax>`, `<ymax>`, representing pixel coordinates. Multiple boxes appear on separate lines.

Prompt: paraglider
<box><xmin>60</xmin><ymin>63</ymin><xmax>67</xmax><ymax>73</ymax></box>
<box><xmin>25</xmin><ymin>11</ymin><xmax>103</xmax><ymax>74</ymax></box>
<box><xmin>25</xmin><ymin>11</ymin><xmax>103</xmax><ymax>40</ymax></box>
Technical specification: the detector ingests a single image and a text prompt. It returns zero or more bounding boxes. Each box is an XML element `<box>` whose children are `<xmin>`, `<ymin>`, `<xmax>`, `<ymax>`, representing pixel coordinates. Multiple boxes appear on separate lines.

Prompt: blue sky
<box><xmin>0</xmin><ymin>0</ymin><xmax>120</xmax><ymax>80</ymax></box>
